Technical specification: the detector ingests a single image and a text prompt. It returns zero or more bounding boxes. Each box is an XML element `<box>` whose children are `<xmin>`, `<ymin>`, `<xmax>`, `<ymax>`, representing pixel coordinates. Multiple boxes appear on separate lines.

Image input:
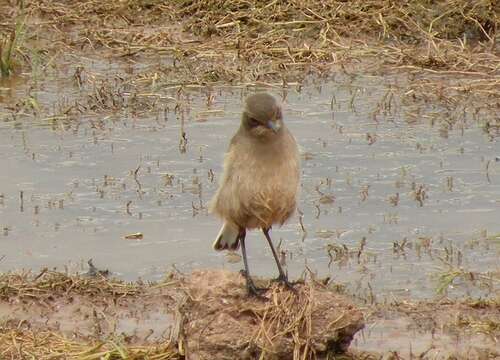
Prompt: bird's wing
<box><xmin>223</xmin><ymin>130</ymin><xmax>248</xmax><ymax>174</ymax></box>
<box><xmin>209</xmin><ymin>131</ymin><xmax>249</xmax><ymax>222</ymax></box>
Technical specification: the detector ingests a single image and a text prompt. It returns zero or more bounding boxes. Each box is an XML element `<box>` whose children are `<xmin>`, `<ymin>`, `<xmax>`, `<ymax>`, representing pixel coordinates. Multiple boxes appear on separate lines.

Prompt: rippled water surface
<box><xmin>1</xmin><ymin>73</ymin><xmax>499</xmax><ymax>300</ymax></box>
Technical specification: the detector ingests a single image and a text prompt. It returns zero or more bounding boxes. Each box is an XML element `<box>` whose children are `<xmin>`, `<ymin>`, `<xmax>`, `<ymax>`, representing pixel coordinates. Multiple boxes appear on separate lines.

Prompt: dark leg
<box><xmin>262</xmin><ymin>228</ymin><xmax>295</xmax><ymax>291</ymax></box>
<box><xmin>240</xmin><ymin>229</ymin><xmax>264</xmax><ymax>296</ymax></box>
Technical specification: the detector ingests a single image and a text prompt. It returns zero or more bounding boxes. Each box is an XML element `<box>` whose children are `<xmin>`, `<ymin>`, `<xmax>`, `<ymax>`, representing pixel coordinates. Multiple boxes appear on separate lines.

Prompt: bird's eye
<box><xmin>248</xmin><ymin>118</ymin><xmax>260</xmax><ymax>128</ymax></box>
<box><xmin>276</xmin><ymin>108</ymin><xmax>282</xmax><ymax>120</ymax></box>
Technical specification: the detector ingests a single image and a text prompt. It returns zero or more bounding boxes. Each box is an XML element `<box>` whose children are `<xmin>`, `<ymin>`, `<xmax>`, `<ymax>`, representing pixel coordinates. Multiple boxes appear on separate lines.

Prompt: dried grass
<box><xmin>0</xmin><ymin>270</ymin><xmax>178</xmax><ymax>359</ymax></box>
<box><xmin>0</xmin><ymin>328</ymin><xmax>180</xmax><ymax>360</ymax></box>
<box><xmin>0</xmin><ymin>269</ymin><xmax>144</xmax><ymax>300</ymax></box>
<box><xmin>0</xmin><ymin>0</ymin><xmax>498</xmax><ymax>128</ymax></box>
<box><xmin>0</xmin><ymin>270</ymin><xmax>365</xmax><ymax>360</ymax></box>
<box><xmin>0</xmin><ymin>269</ymin><xmax>497</xmax><ymax>359</ymax></box>
<box><xmin>1</xmin><ymin>1</ymin><xmax>498</xmax><ymax>84</ymax></box>
<box><xmin>174</xmin><ymin>270</ymin><xmax>364</xmax><ymax>359</ymax></box>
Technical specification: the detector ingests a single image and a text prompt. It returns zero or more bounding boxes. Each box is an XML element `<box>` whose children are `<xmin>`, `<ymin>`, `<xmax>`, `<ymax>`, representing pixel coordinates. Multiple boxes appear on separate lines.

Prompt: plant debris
<box><xmin>0</xmin><ymin>269</ymin><xmax>365</xmax><ymax>359</ymax></box>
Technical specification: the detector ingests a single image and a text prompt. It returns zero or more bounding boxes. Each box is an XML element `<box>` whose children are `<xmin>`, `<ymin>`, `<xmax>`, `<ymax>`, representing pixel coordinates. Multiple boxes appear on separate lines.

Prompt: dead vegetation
<box><xmin>0</xmin><ymin>269</ymin><xmax>497</xmax><ymax>359</ymax></box>
<box><xmin>0</xmin><ymin>268</ymin><xmax>146</xmax><ymax>299</ymax></box>
<box><xmin>0</xmin><ymin>269</ymin><xmax>365</xmax><ymax>359</ymax></box>
<box><xmin>0</xmin><ymin>329</ymin><xmax>181</xmax><ymax>360</ymax></box>
<box><xmin>357</xmin><ymin>298</ymin><xmax>500</xmax><ymax>359</ymax></box>
<box><xmin>182</xmin><ymin>270</ymin><xmax>364</xmax><ymax>359</ymax></box>
<box><xmin>0</xmin><ymin>0</ymin><xmax>498</xmax><ymax>130</ymax></box>
<box><xmin>1</xmin><ymin>1</ymin><xmax>499</xmax><ymax>84</ymax></box>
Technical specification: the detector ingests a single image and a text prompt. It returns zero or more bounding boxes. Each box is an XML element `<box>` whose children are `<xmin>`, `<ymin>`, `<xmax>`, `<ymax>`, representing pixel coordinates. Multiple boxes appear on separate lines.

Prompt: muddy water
<box><xmin>0</xmin><ymin>74</ymin><xmax>499</xmax><ymax>300</ymax></box>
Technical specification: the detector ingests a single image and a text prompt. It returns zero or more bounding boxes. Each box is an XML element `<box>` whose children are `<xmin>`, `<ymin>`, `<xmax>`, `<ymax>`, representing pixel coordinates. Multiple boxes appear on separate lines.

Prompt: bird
<box><xmin>209</xmin><ymin>92</ymin><xmax>300</xmax><ymax>295</ymax></box>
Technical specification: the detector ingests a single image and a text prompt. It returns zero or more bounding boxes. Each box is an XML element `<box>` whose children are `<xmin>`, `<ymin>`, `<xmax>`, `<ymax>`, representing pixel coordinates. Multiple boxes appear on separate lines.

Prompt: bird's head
<box><xmin>241</xmin><ymin>93</ymin><xmax>283</xmax><ymax>139</ymax></box>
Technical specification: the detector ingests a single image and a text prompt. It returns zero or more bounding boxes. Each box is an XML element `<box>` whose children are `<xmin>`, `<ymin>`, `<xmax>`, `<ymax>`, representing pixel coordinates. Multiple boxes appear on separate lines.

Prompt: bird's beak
<box><xmin>267</xmin><ymin>120</ymin><xmax>281</xmax><ymax>133</ymax></box>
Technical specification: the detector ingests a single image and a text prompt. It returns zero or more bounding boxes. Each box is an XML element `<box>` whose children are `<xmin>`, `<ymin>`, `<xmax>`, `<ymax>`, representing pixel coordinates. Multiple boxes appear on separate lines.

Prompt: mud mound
<box><xmin>181</xmin><ymin>270</ymin><xmax>364</xmax><ymax>359</ymax></box>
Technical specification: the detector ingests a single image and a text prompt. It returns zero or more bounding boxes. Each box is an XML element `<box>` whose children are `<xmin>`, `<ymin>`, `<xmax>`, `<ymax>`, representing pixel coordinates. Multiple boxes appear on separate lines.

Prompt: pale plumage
<box><xmin>209</xmin><ymin>92</ymin><xmax>300</xmax><ymax>294</ymax></box>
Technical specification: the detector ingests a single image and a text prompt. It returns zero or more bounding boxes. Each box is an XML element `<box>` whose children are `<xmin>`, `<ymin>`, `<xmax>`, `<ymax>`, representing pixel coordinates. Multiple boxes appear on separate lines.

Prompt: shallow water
<box><xmin>353</xmin><ymin>315</ymin><xmax>498</xmax><ymax>357</ymax></box>
<box><xmin>1</xmin><ymin>72</ymin><xmax>499</xmax><ymax>300</ymax></box>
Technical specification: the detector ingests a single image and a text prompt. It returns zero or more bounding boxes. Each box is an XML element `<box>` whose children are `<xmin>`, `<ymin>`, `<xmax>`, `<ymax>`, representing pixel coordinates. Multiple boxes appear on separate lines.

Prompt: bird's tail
<box><xmin>213</xmin><ymin>222</ymin><xmax>240</xmax><ymax>251</ymax></box>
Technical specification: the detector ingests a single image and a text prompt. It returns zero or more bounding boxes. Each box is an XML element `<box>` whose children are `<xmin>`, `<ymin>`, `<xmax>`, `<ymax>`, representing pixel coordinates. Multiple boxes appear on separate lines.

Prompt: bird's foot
<box><xmin>240</xmin><ymin>270</ymin><xmax>268</xmax><ymax>297</ymax></box>
<box><xmin>273</xmin><ymin>274</ymin><xmax>297</xmax><ymax>293</ymax></box>
<box><xmin>246</xmin><ymin>279</ymin><xmax>268</xmax><ymax>297</ymax></box>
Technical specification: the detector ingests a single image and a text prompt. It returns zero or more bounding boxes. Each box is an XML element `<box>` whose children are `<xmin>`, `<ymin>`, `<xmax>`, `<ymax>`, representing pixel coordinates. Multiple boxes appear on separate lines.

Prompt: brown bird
<box><xmin>210</xmin><ymin>92</ymin><xmax>300</xmax><ymax>295</ymax></box>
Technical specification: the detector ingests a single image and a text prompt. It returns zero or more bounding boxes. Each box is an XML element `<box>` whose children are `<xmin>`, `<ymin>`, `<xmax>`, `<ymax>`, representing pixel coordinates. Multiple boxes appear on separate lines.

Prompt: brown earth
<box><xmin>0</xmin><ymin>269</ymin><xmax>365</xmax><ymax>359</ymax></box>
<box><xmin>1</xmin><ymin>269</ymin><xmax>498</xmax><ymax>359</ymax></box>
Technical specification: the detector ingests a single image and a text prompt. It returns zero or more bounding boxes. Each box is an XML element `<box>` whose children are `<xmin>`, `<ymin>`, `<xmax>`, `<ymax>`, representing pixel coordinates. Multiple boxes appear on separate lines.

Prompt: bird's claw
<box><xmin>240</xmin><ymin>270</ymin><xmax>268</xmax><ymax>297</ymax></box>
<box><xmin>246</xmin><ymin>281</ymin><xmax>268</xmax><ymax>297</ymax></box>
<box><xmin>273</xmin><ymin>274</ymin><xmax>297</xmax><ymax>293</ymax></box>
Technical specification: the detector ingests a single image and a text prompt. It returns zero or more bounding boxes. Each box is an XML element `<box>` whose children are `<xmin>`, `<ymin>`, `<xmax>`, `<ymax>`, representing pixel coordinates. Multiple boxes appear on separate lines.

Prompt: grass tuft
<box><xmin>0</xmin><ymin>16</ymin><xmax>25</xmax><ymax>77</ymax></box>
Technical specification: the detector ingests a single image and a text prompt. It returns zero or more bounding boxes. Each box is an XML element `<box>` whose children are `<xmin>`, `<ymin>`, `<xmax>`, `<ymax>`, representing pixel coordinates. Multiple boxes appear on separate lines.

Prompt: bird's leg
<box><xmin>239</xmin><ymin>229</ymin><xmax>265</xmax><ymax>296</ymax></box>
<box><xmin>262</xmin><ymin>228</ymin><xmax>295</xmax><ymax>291</ymax></box>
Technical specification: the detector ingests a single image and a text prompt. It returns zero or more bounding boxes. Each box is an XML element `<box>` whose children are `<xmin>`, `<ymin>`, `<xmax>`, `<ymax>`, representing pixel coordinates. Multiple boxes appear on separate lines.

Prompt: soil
<box><xmin>0</xmin><ymin>270</ymin><xmax>365</xmax><ymax>359</ymax></box>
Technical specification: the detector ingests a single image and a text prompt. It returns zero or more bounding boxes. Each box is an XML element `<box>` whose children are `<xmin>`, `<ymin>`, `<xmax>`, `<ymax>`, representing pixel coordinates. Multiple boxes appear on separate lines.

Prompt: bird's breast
<box><xmin>229</xmin><ymin>134</ymin><xmax>300</xmax><ymax>227</ymax></box>
<box><xmin>211</xmin><ymin>129</ymin><xmax>300</xmax><ymax>229</ymax></box>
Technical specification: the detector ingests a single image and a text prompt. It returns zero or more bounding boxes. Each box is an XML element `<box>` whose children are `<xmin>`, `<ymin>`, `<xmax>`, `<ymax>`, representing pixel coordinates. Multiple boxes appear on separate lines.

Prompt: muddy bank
<box><xmin>356</xmin><ymin>298</ymin><xmax>500</xmax><ymax>359</ymax></box>
<box><xmin>1</xmin><ymin>269</ymin><xmax>498</xmax><ymax>359</ymax></box>
<box><xmin>1</xmin><ymin>0</ymin><xmax>499</xmax><ymax>118</ymax></box>
<box><xmin>0</xmin><ymin>269</ymin><xmax>364</xmax><ymax>359</ymax></box>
